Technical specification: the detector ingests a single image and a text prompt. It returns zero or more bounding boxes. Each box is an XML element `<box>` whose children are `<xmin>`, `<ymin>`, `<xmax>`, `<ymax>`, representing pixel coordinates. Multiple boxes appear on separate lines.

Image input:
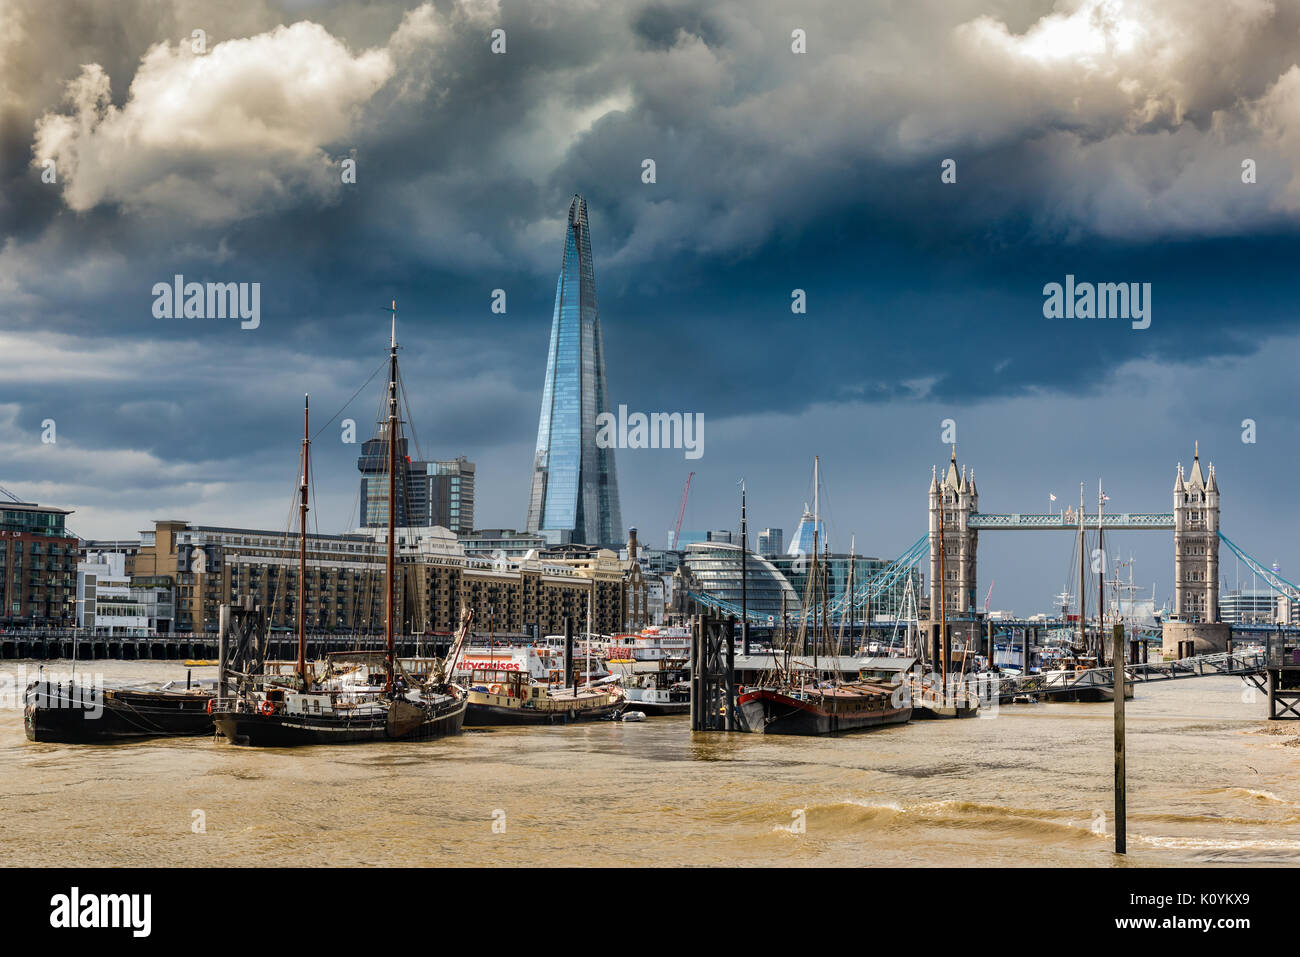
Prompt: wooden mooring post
<box><xmin>1113</xmin><ymin>622</ymin><xmax>1126</xmax><ymax>854</ymax></box>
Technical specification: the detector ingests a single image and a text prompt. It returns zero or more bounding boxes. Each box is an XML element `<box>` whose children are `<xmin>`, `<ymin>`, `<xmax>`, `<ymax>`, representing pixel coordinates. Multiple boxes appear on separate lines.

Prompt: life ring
<box><xmin>259</xmin><ymin>700</ymin><xmax>275</xmax><ymax>716</ymax></box>
<box><xmin>1074</xmin><ymin>665</ymin><xmax>1088</xmax><ymax>674</ymax></box>
<box><xmin>489</xmin><ymin>683</ymin><xmax>502</xmax><ymax>695</ymax></box>
<box><xmin>206</xmin><ymin>698</ymin><xmax>214</xmax><ymax>715</ymax></box>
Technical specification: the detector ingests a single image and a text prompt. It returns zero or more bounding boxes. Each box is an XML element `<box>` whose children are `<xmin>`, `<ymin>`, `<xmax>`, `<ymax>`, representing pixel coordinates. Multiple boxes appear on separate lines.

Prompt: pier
<box><xmin>992</xmin><ymin>647</ymin><xmax>1266</xmax><ymax>703</ymax></box>
<box><xmin>1244</xmin><ymin>634</ymin><xmax>1300</xmax><ymax>719</ymax></box>
<box><xmin>0</xmin><ymin>630</ymin><xmax>454</xmax><ymax>662</ymax></box>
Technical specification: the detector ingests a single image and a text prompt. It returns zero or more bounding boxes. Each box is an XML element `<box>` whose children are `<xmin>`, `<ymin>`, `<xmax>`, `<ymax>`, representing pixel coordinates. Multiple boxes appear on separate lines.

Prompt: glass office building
<box><xmin>770</xmin><ymin>553</ymin><xmax>922</xmax><ymax>623</ymax></box>
<box><xmin>525</xmin><ymin>194</ymin><xmax>623</xmax><ymax>546</ymax></box>
<box><xmin>683</xmin><ymin>541</ymin><xmax>801</xmax><ymax>622</ymax></box>
<box><xmin>757</xmin><ymin>527</ymin><xmax>784</xmax><ymax>557</ymax></box>
<box><xmin>786</xmin><ymin>507</ymin><xmax>826</xmax><ymax>557</ymax></box>
<box><xmin>358</xmin><ymin>432</ymin><xmax>475</xmax><ymax>535</ymax></box>
<box><xmin>357</xmin><ymin>426</ymin><xmax>412</xmax><ymax>528</ymax></box>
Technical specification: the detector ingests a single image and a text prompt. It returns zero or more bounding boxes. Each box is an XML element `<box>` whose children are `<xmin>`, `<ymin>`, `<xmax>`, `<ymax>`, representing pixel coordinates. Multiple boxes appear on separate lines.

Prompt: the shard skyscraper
<box><xmin>525</xmin><ymin>195</ymin><xmax>623</xmax><ymax>547</ymax></box>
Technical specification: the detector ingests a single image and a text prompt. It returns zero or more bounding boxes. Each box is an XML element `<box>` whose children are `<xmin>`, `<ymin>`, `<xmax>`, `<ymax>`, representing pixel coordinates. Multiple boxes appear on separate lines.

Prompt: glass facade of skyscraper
<box><xmin>769</xmin><ymin>553</ymin><xmax>922</xmax><ymax>623</ymax></box>
<box><xmin>786</xmin><ymin>508</ymin><xmax>826</xmax><ymax>557</ymax></box>
<box><xmin>757</xmin><ymin>527</ymin><xmax>783</xmax><ymax>557</ymax></box>
<box><xmin>525</xmin><ymin>195</ymin><xmax>623</xmax><ymax>546</ymax></box>
<box><xmin>358</xmin><ymin>430</ymin><xmax>475</xmax><ymax>534</ymax></box>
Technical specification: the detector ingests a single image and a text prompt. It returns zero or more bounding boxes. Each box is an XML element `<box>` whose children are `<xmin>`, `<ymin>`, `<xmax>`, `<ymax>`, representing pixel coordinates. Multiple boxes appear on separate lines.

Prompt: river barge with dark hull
<box><xmin>212</xmin><ymin>686</ymin><xmax>465</xmax><ymax>746</ymax></box>
<box><xmin>212</xmin><ymin>314</ymin><xmax>468</xmax><ymax>749</ymax></box>
<box><xmin>737</xmin><ymin>683</ymin><xmax>911</xmax><ymax>735</ymax></box>
<box><xmin>24</xmin><ymin>679</ymin><xmax>215</xmax><ymax>742</ymax></box>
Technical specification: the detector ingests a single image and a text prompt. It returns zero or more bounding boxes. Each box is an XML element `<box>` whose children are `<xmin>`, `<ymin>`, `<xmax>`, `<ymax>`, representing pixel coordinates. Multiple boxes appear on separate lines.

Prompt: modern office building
<box><xmin>757</xmin><ymin>528</ymin><xmax>783</xmax><ymax>557</ymax></box>
<box><xmin>623</xmin><ymin>545</ymin><xmax>683</xmax><ymax>577</ymax></box>
<box><xmin>674</xmin><ymin>530</ymin><xmax>710</xmax><ymax>548</ymax></box>
<box><xmin>357</xmin><ymin>433</ymin><xmax>475</xmax><ymax>535</ymax></box>
<box><xmin>1221</xmin><ymin>589</ymin><xmax>1291</xmax><ymax>625</ymax></box>
<box><xmin>357</xmin><ymin>426</ymin><xmax>412</xmax><ymax>528</ymax></box>
<box><xmin>460</xmin><ymin>528</ymin><xmax>547</xmax><ymax>559</ymax></box>
<box><xmin>0</xmin><ymin>502</ymin><xmax>78</xmax><ymax>628</ymax></box>
<box><xmin>525</xmin><ymin>194</ymin><xmax>623</xmax><ymax>547</ymax></box>
<box><xmin>786</xmin><ymin>507</ymin><xmax>826</xmax><ymax>557</ymax></box>
<box><xmin>76</xmin><ymin>551</ymin><xmax>152</xmax><ymax>636</ymax></box>
<box><xmin>771</xmin><ymin>552</ymin><xmax>922</xmax><ymax>623</ymax></box>
<box><xmin>409</xmin><ymin>456</ymin><xmax>475</xmax><ymax>535</ymax></box>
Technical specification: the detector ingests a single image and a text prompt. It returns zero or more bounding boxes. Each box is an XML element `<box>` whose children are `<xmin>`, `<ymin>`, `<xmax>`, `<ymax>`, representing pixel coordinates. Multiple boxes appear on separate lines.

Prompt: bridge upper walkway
<box><xmin>968</xmin><ymin>511</ymin><xmax>1174</xmax><ymax>530</ymax></box>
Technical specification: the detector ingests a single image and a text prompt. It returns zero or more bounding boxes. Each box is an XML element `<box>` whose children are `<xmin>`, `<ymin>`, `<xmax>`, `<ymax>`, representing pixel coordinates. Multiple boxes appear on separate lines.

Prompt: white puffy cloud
<box><xmin>31</xmin><ymin>18</ymin><xmax>400</xmax><ymax>224</ymax></box>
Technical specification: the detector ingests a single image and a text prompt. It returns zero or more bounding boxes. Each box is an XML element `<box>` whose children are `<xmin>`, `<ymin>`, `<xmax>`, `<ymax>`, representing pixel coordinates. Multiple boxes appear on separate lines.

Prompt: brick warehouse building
<box><xmin>0</xmin><ymin>502</ymin><xmax>79</xmax><ymax>629</ymax></box>
<box><xmin>125</xmin><ymin>520</ymin><xmax>634</xmax><ymax>637</ymax></box>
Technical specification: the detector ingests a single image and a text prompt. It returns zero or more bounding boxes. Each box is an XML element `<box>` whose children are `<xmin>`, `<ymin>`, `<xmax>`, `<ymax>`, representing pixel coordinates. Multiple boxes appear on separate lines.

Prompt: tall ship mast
<box><xmin>736</xmin><ymin>457</ymin><xmax>913</xmax><ymax>735</ymax></box>
<box><xmin>212</xmin><ymin>301</ymin><xmax>467</xmax><ymax>746</ymax></box>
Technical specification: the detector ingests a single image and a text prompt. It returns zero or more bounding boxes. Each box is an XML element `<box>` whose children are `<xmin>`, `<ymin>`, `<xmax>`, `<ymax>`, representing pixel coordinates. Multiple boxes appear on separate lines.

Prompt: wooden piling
<box><xmin>725</xmin><ymin>615</ymin><xmax>737</xmax><ymax>731</ymax></box>
<box><xmin>1113</xmin><ymin>622</ymin><xmax>1126</xmax><ymax>854</ymax></box>
<box><xmin>563</xmin><ymin>616</ymin><xmax>574</xmax><ymax>692</ymax></box>
<box><xmin>689</xmin><ymin>615</ymin><xmax>700</xmax><ymax>731</ymax></box>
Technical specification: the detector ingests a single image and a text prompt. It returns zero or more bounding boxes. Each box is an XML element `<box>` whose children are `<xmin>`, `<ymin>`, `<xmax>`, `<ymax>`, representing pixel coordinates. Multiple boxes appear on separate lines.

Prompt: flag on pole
<box><xmin>1101</xmin><ymin>492</ymin><xmax>1110</xmax><ymax>502</ymax></box>
<box><xmin>1049</xmin><ymin>493</ymin><xmax>1057</xmax><ymax>502</ymax></box>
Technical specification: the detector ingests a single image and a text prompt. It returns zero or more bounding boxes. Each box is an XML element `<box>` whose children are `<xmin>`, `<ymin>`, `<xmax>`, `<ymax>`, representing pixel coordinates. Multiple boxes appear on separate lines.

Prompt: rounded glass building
<box><xmin>683</xmin><ymin>541</ymin><xmax>801</xmax><ymax>623</ymax></box>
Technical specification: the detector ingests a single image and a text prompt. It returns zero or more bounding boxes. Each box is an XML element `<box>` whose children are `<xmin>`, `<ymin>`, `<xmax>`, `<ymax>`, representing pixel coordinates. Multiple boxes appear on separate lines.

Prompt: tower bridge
<box><xmin>928</xmin><ymin>444</ymin><xmax>1229</xmax><ymax>656</ymax></box>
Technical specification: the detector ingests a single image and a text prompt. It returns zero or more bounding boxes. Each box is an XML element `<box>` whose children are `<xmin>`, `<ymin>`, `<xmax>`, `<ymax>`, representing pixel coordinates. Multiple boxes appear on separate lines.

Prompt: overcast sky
<box><xmin>3</xmin><ymin>0</ymin><xmax>1300</xmax><ymax>613</ymax></box>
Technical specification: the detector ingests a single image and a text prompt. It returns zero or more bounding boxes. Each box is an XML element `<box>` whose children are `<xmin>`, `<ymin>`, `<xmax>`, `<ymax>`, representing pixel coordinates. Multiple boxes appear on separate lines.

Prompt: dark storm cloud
<box><xmin>4</xmin><ymin>0</ymin><xmax>1300</xmax><ymax>608</ymax></box>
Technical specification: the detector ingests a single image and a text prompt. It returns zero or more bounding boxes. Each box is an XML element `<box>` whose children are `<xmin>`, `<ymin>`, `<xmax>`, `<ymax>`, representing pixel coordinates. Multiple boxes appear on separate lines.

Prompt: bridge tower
<box><xmin>1165</xmin><ymin>444</ymin><xmax>1229</xmax><ymax>656</ymax></box>
<box><xmin>929</xmin><ymin>447</ymin><xmax>978</xmax><ymax>617</ymax></box>
<box><xmin>1172</xmin><ymin>444</ymin><xmax>1220</xmax><ymax>623</ymax></box>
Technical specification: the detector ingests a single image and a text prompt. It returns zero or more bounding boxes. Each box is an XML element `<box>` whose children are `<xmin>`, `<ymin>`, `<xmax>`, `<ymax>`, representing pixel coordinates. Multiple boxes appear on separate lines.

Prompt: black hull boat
<box><xmin>213</xmin><ymin>314</ymin><xmax>470</xmax><ymax>750</ymax></box>
<box><xmin>24</xmin><ymin>679</ymin><xmax>214</xmax><ymax>743</ymax></box>
<box><xmin>737</xmin><ymin>685</ymin><xmax>911</xmax><ymax>736</ymax></box>
<box><xmin>213</xmin><ymin>692</ymin><xmax>466</xmax><ymax>747</ymax></box>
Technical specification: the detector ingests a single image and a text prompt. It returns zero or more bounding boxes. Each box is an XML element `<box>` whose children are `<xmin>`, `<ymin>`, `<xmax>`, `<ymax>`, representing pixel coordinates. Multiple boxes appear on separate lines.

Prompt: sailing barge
<box><xmin>213</xmin><ymin>306</ymin><xmax>466</xmax><ymax>746</ymax></box>
<box><xmin>212</xmin><ymin>652</ymin><xmax>464</xmax><ymax>745</ymax></box>
<box><xmin>24</xmin><ymin>678</ymin><xmax>215</xmax><ymax>742</ymax></box>
<box><xmin>737</xmin><ymin>681</ymin><xmax>910</xmax><ymax>735</ymax></box>
<box><xmin>735</xmin><ymin>458</ymin><xmax>912</xmax><ymax>736</ymax></box>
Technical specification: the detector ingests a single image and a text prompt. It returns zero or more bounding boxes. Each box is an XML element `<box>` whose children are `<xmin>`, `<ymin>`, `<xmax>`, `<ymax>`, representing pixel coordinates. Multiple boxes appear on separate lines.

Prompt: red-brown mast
<box><xmin>298</xmin><ymin>393</ymin><xmax>310</xmax><ymax>686</ymax></box>
<box><xmin>385</xmin><ymin>301</ymin><xmax>398</xmax><ymax>693</ymax></box>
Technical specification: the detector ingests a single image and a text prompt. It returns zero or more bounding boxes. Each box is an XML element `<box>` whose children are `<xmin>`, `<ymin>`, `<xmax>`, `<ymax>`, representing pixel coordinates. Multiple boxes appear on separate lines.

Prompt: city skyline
<box><xmin>4</xmin><ymin>1</ymin><xmax>1300</xmax><ymax>613</ymax></box>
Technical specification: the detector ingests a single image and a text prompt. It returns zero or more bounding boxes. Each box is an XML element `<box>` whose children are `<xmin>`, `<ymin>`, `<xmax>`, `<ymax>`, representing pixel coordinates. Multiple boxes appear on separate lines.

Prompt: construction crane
<box><xmin>984</xmin><ymin>580</ymin><xmax>995</xmax><ymax>614</ymax></box>
<box><xmin>670</xmin><ymin>471</ymin><xmax>694</xmax><ymax>549</ymax></box>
